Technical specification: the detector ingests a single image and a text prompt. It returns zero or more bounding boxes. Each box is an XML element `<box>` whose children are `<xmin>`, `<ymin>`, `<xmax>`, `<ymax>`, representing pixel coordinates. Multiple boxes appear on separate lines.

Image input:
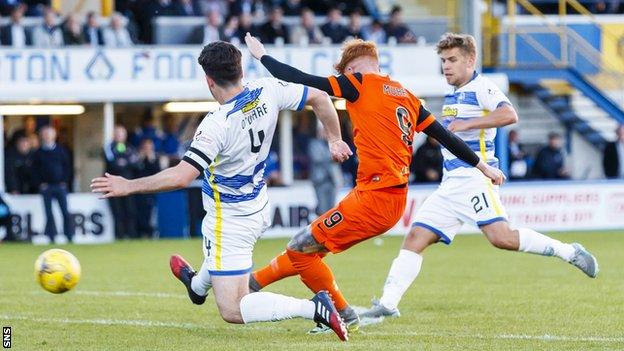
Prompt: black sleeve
<box><xmin>417</xmin><ymin>105</ymin><xmax>432</xmax><ymax>125</ymax></box>
<box><xmin>260</xmin><ymin>55</ymin><xmax>333</xmax><ymax>94</ymax></box>
<box><xmin>334</xmin><ymin>74</ymin><xmax>361</xmax><ymax>102</ymax></box>
<box><xmin>422</xmin><ymin>120</ymin><xmax>480</xmax><ymax>167</ymax></box>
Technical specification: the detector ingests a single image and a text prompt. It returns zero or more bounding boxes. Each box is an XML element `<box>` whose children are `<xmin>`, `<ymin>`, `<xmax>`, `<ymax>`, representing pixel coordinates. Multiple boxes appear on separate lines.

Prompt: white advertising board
<box><xmin>262</xmin><ymin>180</ymin><xmax>624</xmax><ymax>238</ymax></box>
<box><xmin>0</xmin><ymin>45</ymin><xmax>507</xmax><ymax>102</ymax></box>
<box><xmin>3</xmin><ymin>180</ymin><xmax>619</xmax><ymax>244</ymax></box>
<box><xmin>2</xmin><ymin>193</ymin><xmax>114</xmax><ymax>244</ymax></box>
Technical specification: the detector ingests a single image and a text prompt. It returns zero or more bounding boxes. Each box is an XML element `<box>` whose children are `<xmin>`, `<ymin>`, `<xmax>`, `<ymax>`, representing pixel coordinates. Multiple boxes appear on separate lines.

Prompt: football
<box><xmin>34</xmin><ymin>249</ymin><xmax>82</xmax><ymax>294</ymax></box>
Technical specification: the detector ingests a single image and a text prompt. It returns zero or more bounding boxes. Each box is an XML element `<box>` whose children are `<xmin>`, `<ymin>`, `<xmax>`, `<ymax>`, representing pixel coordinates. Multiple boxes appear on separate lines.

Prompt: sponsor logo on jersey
<box><xmin>442</xmin><ymin>106</ymin><xmax>458</xmax><ymax>118</ymax></box>
<box><xmin>242</xmin><ymin>99</ymin><xmax>260</xmax><ymax>114</ymax></box>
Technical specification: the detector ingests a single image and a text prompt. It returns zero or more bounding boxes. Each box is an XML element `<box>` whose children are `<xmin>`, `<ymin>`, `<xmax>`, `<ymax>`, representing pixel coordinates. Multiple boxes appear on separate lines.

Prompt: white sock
<box><xmin>190</xmin><ymin>259</ymin><xmax>212</xmax><ymax>296</ymax></box>
<box><xmin>379</xmin><ymin>249</ymin><xmax>423</xmax><ymax>310</ymax></box>
<box><xmin>518</xmin><ymin>228</ymin><xmax>575</xmax><ymax>262</ymax></box>
<box><xmin>239</xmin><ymin>292</ymin><xmax>315</xmax><ymax>323</ymax></box>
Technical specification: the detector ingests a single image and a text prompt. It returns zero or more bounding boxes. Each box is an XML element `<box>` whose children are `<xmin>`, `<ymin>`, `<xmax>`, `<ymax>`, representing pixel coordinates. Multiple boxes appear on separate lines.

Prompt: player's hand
<box><xmin>477</xmin><ymin>161</ymin><xmax>506</xmax><ymax>185</ymax></box>
<box><xmin>328</xmin><ymin>140</ymin><xmax>353</xmax><ymax>162</ymax></box>
<box><xmin>245</xmin><ymin>32</ymin><xmax>266</xmax><ymax>60</ymax></box>
<box><xmin>90</xmin><ymin>173</ymin><xmax>132</xmax><ymax>198</ymax></box>
<box><xmin>447</xmin><ymin>119</ymin><xmax>472</xmax><ymax>132</ymax></box>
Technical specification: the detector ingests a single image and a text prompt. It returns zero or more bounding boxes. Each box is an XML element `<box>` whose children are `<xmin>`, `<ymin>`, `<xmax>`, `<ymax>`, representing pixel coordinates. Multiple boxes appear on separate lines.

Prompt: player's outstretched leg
<box><xmin>250</xmin><ymin>250</ymin><xmax>330</xmax><ymax>292</ymax></box>
<box><xmin>360</xmin><ymin>226</ymin><xmax>438</xmax><ymax>319</ymax></box>
<box><xmin>249</xmin><ymin>250</ymin><xmax>299</xmax><ymax>292</ymax></box>
<box><xmin>169</xmin><ymin>255</ymin><xmax>209</xmax><ymax>305</ymax></box>
<box><xmin>481</xmin><ymin>223</ymin><xmax>599</xmax><ymax>278</ymax></box>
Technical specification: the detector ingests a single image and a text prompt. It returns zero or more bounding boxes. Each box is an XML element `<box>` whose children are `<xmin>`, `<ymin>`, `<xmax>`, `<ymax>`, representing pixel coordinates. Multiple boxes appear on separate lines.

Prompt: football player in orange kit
<box><xmin>244</xmin><ymin>33</ymin><xmax>505</xmax><ymax>331</ymax></box>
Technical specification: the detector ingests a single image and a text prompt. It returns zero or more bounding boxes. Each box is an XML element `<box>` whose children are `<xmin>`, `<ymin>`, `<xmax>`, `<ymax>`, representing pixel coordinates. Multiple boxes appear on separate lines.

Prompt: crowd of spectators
<box><xmin>186</xmin><ymin>4</ymin><xmax>417</xmax><ymax>46</ymax></box>
<box><xmin>0</xmin><ymin>0</ymin><xmax>417</xmax><ymax>47</ymax></box>
<box><xmin>410</xmin><ymin>129</ymin><xmax>575</xmax><ymax>184</ymax></box>
<box><xmin>0</xmin><ymin>5</ymin><xmax>136</xmax><ymax>47</ymax></box>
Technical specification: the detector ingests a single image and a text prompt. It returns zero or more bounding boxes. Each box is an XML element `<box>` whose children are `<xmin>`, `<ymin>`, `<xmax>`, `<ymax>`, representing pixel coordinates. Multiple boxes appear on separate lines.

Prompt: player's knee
<box><xmin>217</xmin><ymin>304</ymin><xmax>244</xmax><ymax>324</ymax></box>
<box><xmin>488</xmin><ymin>232</ymin><xmax>515</xmax><ymax>250</ymax></box>
<box><xmin>403</xmin><ymin>227</ymin><xmax>437</xmax><ymax>253</ymax></box>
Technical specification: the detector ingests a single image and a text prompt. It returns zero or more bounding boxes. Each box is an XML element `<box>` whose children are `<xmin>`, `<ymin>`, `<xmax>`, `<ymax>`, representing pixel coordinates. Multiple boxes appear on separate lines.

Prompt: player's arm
<box><xmin>448</xmin><ymin>103</ymin><xmax>518</xmax><ymax>132</ymax></box>
<box><xmin>245</xmin><ymin>33</ymin><xmax>359</xmax><ymax>102</ymax></box>
<box><xmin>91</xmin><ymin>161</ymin><xmax>200</xmax><ymax>198</ymax></box>
<box><xmin>422</xmin><ymin>119</ymin><xmax>506</xmax><ymax>185</ymax></box>
<box><xmin>305</xmin><ymin>87</ymin><xmax>353</xmax><ymax>162</ymax></box>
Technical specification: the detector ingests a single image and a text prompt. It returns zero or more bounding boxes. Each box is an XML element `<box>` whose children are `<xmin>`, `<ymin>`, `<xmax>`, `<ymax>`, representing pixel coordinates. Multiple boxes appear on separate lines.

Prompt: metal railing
<box><xmin>483</xmin><ymin>0</ymin><xmax>624</xmax><ymax>106</ymax></box>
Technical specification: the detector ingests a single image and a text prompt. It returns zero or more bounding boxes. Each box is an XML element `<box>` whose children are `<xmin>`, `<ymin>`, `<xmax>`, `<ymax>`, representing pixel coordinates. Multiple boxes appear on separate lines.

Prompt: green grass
<box><xmin>1</xmin><ymin>232</ymin><xmax>623</xmax><ymax>350</ymax></box>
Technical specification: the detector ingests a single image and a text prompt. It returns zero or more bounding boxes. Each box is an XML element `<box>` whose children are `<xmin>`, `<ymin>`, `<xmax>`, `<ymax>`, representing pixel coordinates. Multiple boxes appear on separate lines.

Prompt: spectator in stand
<box><xmin>0</xmin><ymin>5</ymin><xmax>31</xmax><ymax>47</ymax></box>
<box><xmin>308</xmin><ymin>123</ymin><xmax>342</xmax><ymax>215</ymax></box>
<box><xmin>172</xmin><ymin>0</ymin><xmax>202</xmax><ymax>16</ymax></box>
<box><xmin>130</xmin><ymin>113</ymin><xmax>163</xmax><ymax>151</ymax></box>
<box><xmin>104</xmin><ymin>125</ymin><xmax>138</xmax><ymax>239</ymax></box>
<box><xmin>5</xmin><ymin>135</ymin><xmax>35</xmax><ymax>194</ymax></box>
<box><xmin>264</xmin><ymin>150</ymin><xmax>283</xmax><ymax>186</ymax></box>
<box><xmin>385</xmin><ymin>5</ymin><xmax>416</xmax><ymax>43</ymax></box>
<box><xmin>139</xmin><ymin>0</ymin><xmax>175</xmax><ymax>43</ymax></box>
<box><xmin>62</xmin><ymin>13</ymin><xmax>86</xmax><ymax>45</ymax></box>
<box><xmin>134</xmin><ymin>138</ymin><xmax>161</xmax><ymax>238</ymax></box>
<box><xmin>161</xmin><ymin>115</ymin><xmax>181</xmax><ymax>163</ymax></box>
<box><xmin>321</xmin><ymin>7</ymin><xmax>348</xmax><ymax>44</ymax></box>
<box><xmin>221</xmin><ymin>15</ymin><xmax>240</xmax><ymax>44</ymax></box>
<box><xmin>9</xmin><ymin>115</ymin><xmax>39</xmax><ymax>149</ymax></box>
<box><xmin>603</xmin><ymin>124</ymin><xmax>624</xmax><ymax>179</ymax></box>
<box><xmin>282</xmin><ymin>0</ymin><xmax>302</xmax><ymax>16</ymax></box>
<box><xmin>532</xmin><ymin>132</ymin><xmax>570</xmax><ymax>179</ymax></box>
<box><xmin>228</xmin><ymin>0</ymin><xmax>262</xmax><ymax>17</ymax></box>
<box><xmin>32</xmin><ymin>126</ymin><xmax>74</xmax><ymax>244</ymax></box>
<box><xmin>290</xmin><ymin>7</ymin><xmax>323</xmax><ymax>45</ymax></box>
<box><xmin>83</xmin><ymin>11</ymin><xmax>104</xmax><ymax>46</ymax></box>
<box><xmin>507</xmin><ymin>129</ymin><xmax>528</xmax><ymax>180</ymax></box>
<box><xmin>23</xmin><ymin>0</ymin><xmax>47</xmax><ymax>16</ymax></box>
<box><xmin>103</xmin><ymin>12</ymin><xmax>134</xmax><ymax>47</ymax></box>
<box><xmin>346</xmin><ymin>9</ymin><xmax>364</xmax><ymax>39</ymax></box>
<box><xmin>190</xmin><ymin>10</ymin><xmax>222</xmax><ymax>44</ymax></box>
<box><xmin>0</xmin><ymin>0</ymin><xmax>22</xmax><ymax>16</ymax></box>
<box><xmin>32</xmin><ymin>7</ymin><xmax>63</xmax><ymax>47</ymax></box>
<box><xmin>362</xmin><ymin>18</ymin><xmax>386</xmax><ymax>44</ymax></box>
<box><xmin>411</xmin><ymin>136</ymin><xmax>442</xmax><ymax>183</ymax></box>
<box><xmin>235</xmin><ymin>12</ymin><xmax>259</xmax><ymax>43</ymax></box>
<box><xmin>260</xmin><ymin>6</ymin><xmax>289</xmax><ymax>44</ymax></box>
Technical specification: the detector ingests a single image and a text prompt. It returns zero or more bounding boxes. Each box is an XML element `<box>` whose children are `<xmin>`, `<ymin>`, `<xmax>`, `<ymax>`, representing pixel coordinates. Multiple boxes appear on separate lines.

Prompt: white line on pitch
<box><xmin>362</xmin><ymin>331</ymin><xmax>624</xmax><ymax>343</ymax></box>
<box><xmin>29</xmin><ymin>290</ymin><xmax>188</xmax><ymax>299</ymax></box>
<box><xmin>1</xmin><ymin>314</ymin><xmax>623</xmax><ymax>344</ymax></box>
<box><xmin>0</xmin><ymin>314</ymin><xmax>205</xmax><ymax>330</ymax></box>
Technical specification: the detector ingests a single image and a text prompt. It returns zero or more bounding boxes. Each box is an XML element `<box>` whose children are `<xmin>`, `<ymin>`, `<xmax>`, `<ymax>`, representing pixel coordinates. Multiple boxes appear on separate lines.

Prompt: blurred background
<box><xmin>0</xmin><ymin>0</ymin><xmax>623</xmax><ymax>244</ymax></box>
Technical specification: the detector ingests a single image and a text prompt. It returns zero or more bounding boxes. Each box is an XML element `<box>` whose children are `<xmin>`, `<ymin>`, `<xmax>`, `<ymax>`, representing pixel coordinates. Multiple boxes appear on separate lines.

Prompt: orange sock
<box><xmin>252</xmin><ymin>251</ymin><xmax>299</xmax><ymax>288</ymax></box>
<box><xmin>286</xmin><ymin>249</ymin><xmax>348</xmax><ymax>310</ymax></box>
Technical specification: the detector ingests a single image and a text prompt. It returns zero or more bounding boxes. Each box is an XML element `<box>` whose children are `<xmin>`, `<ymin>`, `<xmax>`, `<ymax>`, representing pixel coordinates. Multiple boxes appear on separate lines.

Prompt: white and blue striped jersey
<box><xmin>183</xmin><ymin>77</ymin><xmax>308</xmax><ymax>215</ymax></box>
<box><xmin>440</xmin><ymin>72</ymin><xmax>511</xmax><ymax>177</ymax></box>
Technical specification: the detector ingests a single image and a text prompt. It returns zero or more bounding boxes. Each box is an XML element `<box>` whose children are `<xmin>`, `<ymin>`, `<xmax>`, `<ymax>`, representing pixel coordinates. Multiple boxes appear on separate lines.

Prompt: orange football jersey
<box><xmin>328</xmin><ymin>73</ymin><xmax>435</xmax><ymax>190</ymax></box>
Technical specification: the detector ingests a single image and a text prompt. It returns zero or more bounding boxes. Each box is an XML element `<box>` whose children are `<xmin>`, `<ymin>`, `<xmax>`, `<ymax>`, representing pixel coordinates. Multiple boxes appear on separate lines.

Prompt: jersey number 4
<box><xmin>248</xmin><ymin>129</ymin><xmax>265</xmax><ymax>153</ymax></box>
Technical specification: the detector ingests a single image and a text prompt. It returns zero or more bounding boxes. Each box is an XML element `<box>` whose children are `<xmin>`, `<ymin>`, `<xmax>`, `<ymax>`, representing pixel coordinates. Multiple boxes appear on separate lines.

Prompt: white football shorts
<box><xmin>412</xmin><ymin>171</ymin><xmax>508</xmax><ymax>244</ymax></box>
<box><xmin>201</xmin><ymin>202</ymin><xmax>271</xmax><ymax>275</ymax></box>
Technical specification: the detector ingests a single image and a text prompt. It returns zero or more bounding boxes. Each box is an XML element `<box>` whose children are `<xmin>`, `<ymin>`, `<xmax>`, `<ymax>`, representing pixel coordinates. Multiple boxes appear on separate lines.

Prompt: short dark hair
<box><xmin>548</xmin><ymin>132</ymin><xmax>561</xmax><ymax>140</ymax></box>
<box><xmin>197</xmin><ymin>41</ymin><xmax>242</xmax><ymax>87</ymax></box>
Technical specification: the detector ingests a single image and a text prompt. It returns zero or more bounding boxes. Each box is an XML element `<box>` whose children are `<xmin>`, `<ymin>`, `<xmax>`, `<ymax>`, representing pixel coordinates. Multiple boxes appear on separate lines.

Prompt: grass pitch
<box><xmin>1</xmin><ymin>231</ymin><xmax>623</xmax><ymax>350</ymax></box>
